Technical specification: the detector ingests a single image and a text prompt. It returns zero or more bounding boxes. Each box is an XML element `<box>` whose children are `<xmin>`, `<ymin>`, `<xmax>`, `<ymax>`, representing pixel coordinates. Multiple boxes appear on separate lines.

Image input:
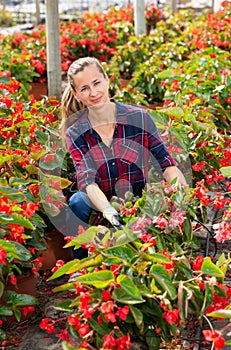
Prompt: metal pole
<box><xmin>35</xmin><ymin>0</ymin><xmax>41</xmax><ymax>26</ymax></box>
<box><xmin>45</xmin><ymin>0</ymin><xmax>62</xmax><ymax>100</ymax></box>
<box><xmin>172</xmin><ymin>0</ymin><xmax>177</xmax><ymax>14</ymax></box>
<box><xmin>211</xmin><ymin>0</ymin><xmax>215</xmax><ymax>12</ymax></box>
<box><xmin>134</xmin><ymin>0</ymin><xmax>146</xmax><ymax>36</ymax></box>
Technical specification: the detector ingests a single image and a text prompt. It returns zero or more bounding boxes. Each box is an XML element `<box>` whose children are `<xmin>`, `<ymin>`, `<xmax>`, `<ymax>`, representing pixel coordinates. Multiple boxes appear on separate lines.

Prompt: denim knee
<box><xmin>66</xmin><ymin>191</ymin><xmax>93</xmax><ymax>237</ymax></box>
<box><xmin>68</xmin><ymin>191</ymin><xmax>93</xmax><ymax>222</ymax></box>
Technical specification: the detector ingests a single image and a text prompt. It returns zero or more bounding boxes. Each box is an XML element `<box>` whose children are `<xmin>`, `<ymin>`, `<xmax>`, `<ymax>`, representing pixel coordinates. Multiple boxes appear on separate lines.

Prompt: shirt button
<box><xmin>112</xmin><ymin>162</ymin><xmax>116</xmax><ymax>166</ymax></box>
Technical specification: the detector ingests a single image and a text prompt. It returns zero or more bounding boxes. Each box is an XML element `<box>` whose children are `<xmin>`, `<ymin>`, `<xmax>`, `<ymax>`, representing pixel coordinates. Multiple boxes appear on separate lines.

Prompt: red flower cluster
<box><xmin>102</xmin><ymin>333</ymin><xmax>131</xmax><ymax>350</ymax></box>
<box><xmin>202</xmin><ymin>329</ymin><xmax>225</xmax><ymax>350</ymax></box>
<box><xmin>163</xmin><ymin>309</ymin><xmax>180</xmax><ymax>325</ymax></box>
<box><xmin>0</xmin><ymin>245</ymin><xmax>7</xmax><ymax>266</ymax></box>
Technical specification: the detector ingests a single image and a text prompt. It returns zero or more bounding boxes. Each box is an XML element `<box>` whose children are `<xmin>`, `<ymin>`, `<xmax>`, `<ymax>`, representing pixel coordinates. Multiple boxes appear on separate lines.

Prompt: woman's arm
<box><xmin>163</xmin><ymin>166</ymin><xmax>187</xmax><ymax>186</ymax></box>
<box><xmin>86</xmin><ymin>183</ymin><xmax>110</xmax><ymax>212</ymax></box>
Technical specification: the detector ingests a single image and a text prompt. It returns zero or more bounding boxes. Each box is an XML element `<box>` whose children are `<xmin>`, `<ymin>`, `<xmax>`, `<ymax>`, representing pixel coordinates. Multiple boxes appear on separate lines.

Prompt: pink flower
<box><xmin>169</xmin><ymin>210</ymin><xmax>186</xmax><ymax>228</ymax></box>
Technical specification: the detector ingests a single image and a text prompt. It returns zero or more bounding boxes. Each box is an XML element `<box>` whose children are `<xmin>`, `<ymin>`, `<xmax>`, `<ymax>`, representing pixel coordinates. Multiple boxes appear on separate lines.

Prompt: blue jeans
<box><xmin>66</xmin><ymin>191</ymin><xmax>93</xmax><ymax>259</ymax></box>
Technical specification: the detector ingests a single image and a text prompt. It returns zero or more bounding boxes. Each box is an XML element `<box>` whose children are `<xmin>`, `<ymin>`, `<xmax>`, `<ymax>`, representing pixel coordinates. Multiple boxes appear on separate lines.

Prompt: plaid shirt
<box><xmin>66</xmin><ymin>101</ymin><xmax>175</xmax><ymax>199</ymax></box>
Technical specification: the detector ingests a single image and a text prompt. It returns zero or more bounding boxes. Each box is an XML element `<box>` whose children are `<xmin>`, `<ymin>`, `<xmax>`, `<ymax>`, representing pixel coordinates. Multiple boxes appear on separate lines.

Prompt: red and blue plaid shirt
<box><xmin>66</xmin><ymin>101</ymin><xmax>175</xmax><ymax>199</ymax></box>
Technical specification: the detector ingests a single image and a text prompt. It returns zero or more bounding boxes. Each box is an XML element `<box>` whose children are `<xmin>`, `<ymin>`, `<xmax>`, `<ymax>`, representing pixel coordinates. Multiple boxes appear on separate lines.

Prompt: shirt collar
<box><xmin>67</xmin><ymin>100</ymin><xmax>131</xmax><ymax>138</ymax></box>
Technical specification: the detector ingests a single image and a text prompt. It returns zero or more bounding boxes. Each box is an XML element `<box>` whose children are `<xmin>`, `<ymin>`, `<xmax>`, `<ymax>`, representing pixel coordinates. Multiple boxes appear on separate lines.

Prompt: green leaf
<box><xmin>3</xmin><ymin>291</ymin><xmax>37</xmax><ymax>307</ymax></box>
<box><xmin>8</xmin><ymin>177</ymin><xmax>29</xmax><ymax>186</ymax></box>
<box><xmin>0</xmin><ymin>328</ymin><xmax>7</xmax><ymax>340</ymax></box>
<box><xmin>11</xmin><ymin>241</ymin><xmax>32</xmax><ymax>261</ymax></box>
<box><xmin>202</xmin><ymin>257</ymin><xmax>224</xmax><ymax>281</ymax></box>
<box><xmin>0</xmin><ymin>76</ymin><xmax>11</xmax><ymax>84</ymax></box>
<box><xmin>0</xmin><ymin>240</ymin><xmax>31</xmax><ymax>261</ymax></box>
<box><xmin>52</xmin><ymin>282</ymin><xmax>75</xmax><ymax>293</ymax></box>
<box><xmin>183</xmin><ymin>216</ymin><xmax>193</xmax><ymax>242</ymax></box>
<box><xmin>115</xmin><ymin>288</ymin><xmax>144</xmax><ymax>304</ymax></box>
<box><xmin>25</xmin><ymin>164</ymin><xmax>39</xmax><ymax>175</ymax></box>
<box><xmin>0</xmin><ymin>213</ymin><xmax>14</xmax><ymax>224</ymax></box>
<box><xmin>53</xmin><ymin>301</ymin><xmax>73</xmax><ymax>312</ymax></box>
<box><xmin>11</xmin><ymin>213</ymin><xmax>35</xmax><ymax>230</ymax></box>
<box><xmin>157</xmin><ymin>70</ymin><xmax>174</xmax><ymax>79</ymax></box>
<box><xmin>49</xmin><ymin>260</ymin><xmax>77</xmax><ymax>280</ymax></box>
<box><xmin>67</xmin><ymin>255</ymin><xmax>104</xmax><ymax>274</ymax></box>
<box><xmin>207</xmin><ymin>309</ymin><xmax>231</xmax><ymax>319</ymax></box>
<box><xmin>129</xmin><ymin>305</ymin><xmax>143</xmax><ymax>327</ymax></box>
<box><xmin>171</xmin><ymin>190</ymin><xmax>183</xmax><ymax>207</ymax></box>
<box><xmin>103</xmin><ymin>245</ymin><xmax>137</xmax><ymax>261</ymax></box>
<box><xmin>39</xmin><ymin>171</ymin><xmax>72</xmax><ymax>189</ymax></box>
<box><xmin>145</xmin><ymin>329</ymin><xmax>160</xmax><ymax>350</ymax></box>
<box><xmin>73</xmin><ymin>270</ymin><xmax>114</xmax><ymax>288</ymax></box>
<box><xmin>14</xmin><ymin>309</ymin><xmax>21</xmax><ymax>322</ymax></box>
<box><xmin>61</xmin><ymin>341</ymin><xmax>77</xmax><ymax>350</ymax></box>
<box><xmin>149</xmin><ymin>110</ymin><xmax>169</xmax><ymax>126</ymax></box>
<box><xmin>220</xmin><ymin>166</ymin><xmax>231</xmax><ymax>177</ymax></box>
<box><xmin>116</xmin><ymin>275</ymin><xmax>144</xmax><ymax>303</ymax></box>
<box><xmin>152</xmin><ymin>193</ymin><xmax>163</xmax><ymax>215</ymax></box>
<box><xmin>114</xmin><ymin>228</ymin><xmax>139</xmax><ymax>246</ymax></box>
<box><xmin>89</xmin><ymin>316</ymin><xmax>110</xmax><ymax>336</ymax></box>
<box><xmin>0</xmin><ymin>281</ymin><xmax>4</xmax><ymax>299</ymax></box>
<box><xmin>216</xmin><ymin>253</ymin><xmax>231</xmax><ymax>276</ymax></box>
<box><xmin>141</xmin><ymin>252</ymin><xmax>171</xmax><ymax>264</ymax></box>
<box><xmin>0</xmin><ymin>186</ymin><xmax>26</xmax><ymax>201</ymax></box>
<box><xmin>149</xmin><ymin>264</ymin><xmax>177</xmax><ymax>299</ymax></box>
<box><xmin>35</xmin><ymin>129</ymin><xmax>49</xmax><ymax>144</ymax></box>
<box><xmin>160</xmin><ymin>107</ymin><xmax>184</xmax><ymax>118</ymax></box>
<box><xmin>65</xmin><ymin>226</ymin><xmax>99</xmax><ymax>246</ymax></box>
<box><xmin>136</xmin><ymin>283</ymin><xmax>154</xmax><ymax>298</ymax></box>
<box><xmin>0</xmin><ymin>305</ymin><xmax>13</xmax><ymax>317</ymax></box>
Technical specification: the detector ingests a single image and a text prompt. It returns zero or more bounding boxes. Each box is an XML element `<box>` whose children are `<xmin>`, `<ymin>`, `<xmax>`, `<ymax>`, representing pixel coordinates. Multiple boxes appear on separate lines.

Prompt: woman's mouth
<box><xmin>91</xmin><ymin>97</ymin><xmax>102</xmax><ymax>104</ymax></box>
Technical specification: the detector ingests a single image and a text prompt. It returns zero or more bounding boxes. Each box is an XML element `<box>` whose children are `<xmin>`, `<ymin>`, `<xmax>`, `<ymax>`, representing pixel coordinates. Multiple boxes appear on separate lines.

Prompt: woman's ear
<box><xmin>72</xmin><ymin>88</ymin><xmax>79</xmax><ymax>101</ymax></box>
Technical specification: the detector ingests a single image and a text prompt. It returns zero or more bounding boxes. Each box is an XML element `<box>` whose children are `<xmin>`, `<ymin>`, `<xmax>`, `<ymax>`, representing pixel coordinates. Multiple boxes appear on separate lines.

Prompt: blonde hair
<box><xmin>60</xmin><ymin>57</ymin><xmax>106</xmax><ymax>141</ymax></box>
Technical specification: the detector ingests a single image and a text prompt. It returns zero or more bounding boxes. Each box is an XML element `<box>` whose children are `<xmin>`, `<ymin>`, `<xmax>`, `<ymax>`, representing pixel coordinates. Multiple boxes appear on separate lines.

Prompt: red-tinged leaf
<box><xmin>48</xmin><ymin>260</ymin><xmax>77</xmax><ymax>280</ymax></box>
<box><xmin>207</xmin><ymin>309</ymin><xmax>231</xmax><ymax>319</ymax></box>
<box><xmin>73</xmin><ymin>270</ymin><xmax>114</xmax><ymax>288</ymax></box>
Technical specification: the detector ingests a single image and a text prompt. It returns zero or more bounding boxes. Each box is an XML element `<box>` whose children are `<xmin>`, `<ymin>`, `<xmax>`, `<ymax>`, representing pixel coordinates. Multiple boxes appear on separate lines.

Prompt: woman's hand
<box><xmin>102</xmin><ymin>205</ymin><xmax>122</xmax><ymax>227</ymax></box>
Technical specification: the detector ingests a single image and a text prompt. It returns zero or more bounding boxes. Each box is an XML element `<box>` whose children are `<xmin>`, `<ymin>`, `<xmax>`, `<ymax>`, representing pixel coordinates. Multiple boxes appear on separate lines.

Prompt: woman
<box><xmin>61</xmin><ymin>57</ymin><xmax>186</xmax><ymax>256</ymax></box>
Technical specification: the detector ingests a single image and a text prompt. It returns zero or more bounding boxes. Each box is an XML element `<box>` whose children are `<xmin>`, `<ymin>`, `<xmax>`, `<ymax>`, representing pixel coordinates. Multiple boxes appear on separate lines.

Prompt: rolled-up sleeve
<box><xmin>145</xmin><ymin>112</ymin><xmax>175</xmax><ymax>171</ymax></box>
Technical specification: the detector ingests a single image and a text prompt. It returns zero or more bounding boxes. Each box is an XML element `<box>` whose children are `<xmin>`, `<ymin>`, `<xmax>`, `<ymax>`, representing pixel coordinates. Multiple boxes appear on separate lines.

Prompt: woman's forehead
<box><xmin>73</xmin><ymin>65</ymin><xmax>103</xmax><ymax>86</ymax></box>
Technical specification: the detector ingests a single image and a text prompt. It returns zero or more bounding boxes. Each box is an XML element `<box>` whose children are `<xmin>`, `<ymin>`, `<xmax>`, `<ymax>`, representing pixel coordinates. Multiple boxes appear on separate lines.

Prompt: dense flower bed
<box><xmin>0</xmin><ymin>2</ymin><xmax>231</xmax><ymax>349</ymax></box>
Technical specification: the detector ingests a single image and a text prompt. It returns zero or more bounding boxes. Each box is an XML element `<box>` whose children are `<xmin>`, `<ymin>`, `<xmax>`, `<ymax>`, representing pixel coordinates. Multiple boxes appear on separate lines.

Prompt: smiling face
<box><xmin>72</xmin><ymin>64</ymin><xmax>110</xmax><ymax>107</ymax></box>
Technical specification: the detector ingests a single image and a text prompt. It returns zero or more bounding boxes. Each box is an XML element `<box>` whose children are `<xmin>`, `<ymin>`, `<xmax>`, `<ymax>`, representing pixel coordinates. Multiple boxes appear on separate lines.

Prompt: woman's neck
<box><xmin>88</xmin><ymin>102</ymin><xmax>116</xmax><ymax>127</ymax></box>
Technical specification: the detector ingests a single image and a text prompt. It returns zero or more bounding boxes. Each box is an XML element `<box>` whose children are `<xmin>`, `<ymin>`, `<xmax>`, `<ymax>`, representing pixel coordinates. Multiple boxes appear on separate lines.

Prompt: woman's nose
<box><xmin>89</xmin><ymin>85</ymin><xmax>97</xmax><ymax>95</ymax></box>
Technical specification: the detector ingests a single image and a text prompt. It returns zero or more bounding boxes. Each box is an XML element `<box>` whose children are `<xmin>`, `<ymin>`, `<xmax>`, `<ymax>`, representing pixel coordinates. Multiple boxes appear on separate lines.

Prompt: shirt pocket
<box><xmin>119</xmin><ymin>140</ymin><xmax>141</xmax><ymax>166</ymax></box>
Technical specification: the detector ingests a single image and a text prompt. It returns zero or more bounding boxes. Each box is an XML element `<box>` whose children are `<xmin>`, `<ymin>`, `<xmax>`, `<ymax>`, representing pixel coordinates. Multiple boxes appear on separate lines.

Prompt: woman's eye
<box><xmin>94</xmin><ymin>81</ymin><xmax>100</xmax><ymax>86</ymax></box>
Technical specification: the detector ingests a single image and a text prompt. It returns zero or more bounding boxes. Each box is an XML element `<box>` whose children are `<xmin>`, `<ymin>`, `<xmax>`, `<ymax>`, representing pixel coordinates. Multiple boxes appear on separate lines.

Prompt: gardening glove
<box><xmin>103</xmin><ymin>205</ymin><xmax>122</xmax><ymax>228</ymax></box>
